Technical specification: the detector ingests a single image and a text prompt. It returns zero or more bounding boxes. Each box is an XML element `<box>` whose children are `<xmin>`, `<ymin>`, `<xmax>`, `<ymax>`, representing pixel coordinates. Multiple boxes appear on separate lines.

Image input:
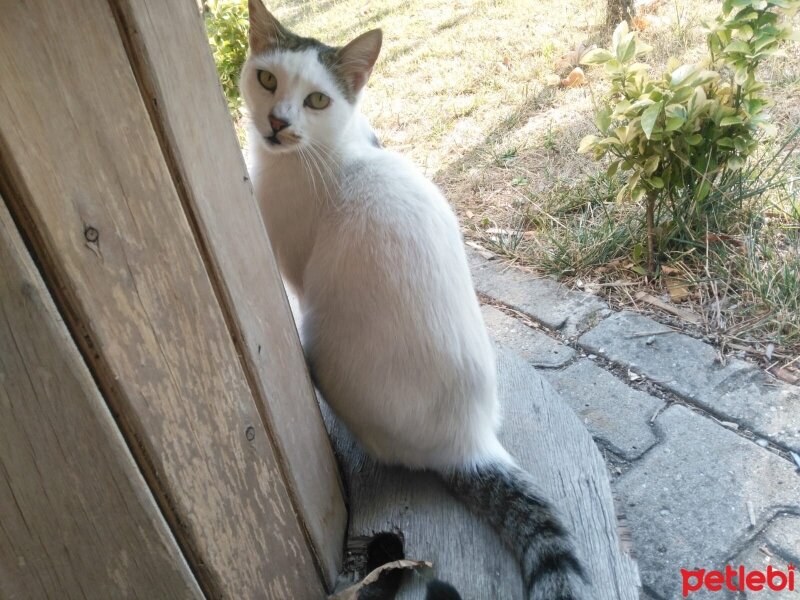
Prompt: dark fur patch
<box><xmin>425</xmin><ymin>579</ymin><xmax>463</xmax><ymax>600</ymax></box>
<box><xmin>268</xmin><ymin>28</ymin><xmax>359</xmax><ymax>103</ymax></box>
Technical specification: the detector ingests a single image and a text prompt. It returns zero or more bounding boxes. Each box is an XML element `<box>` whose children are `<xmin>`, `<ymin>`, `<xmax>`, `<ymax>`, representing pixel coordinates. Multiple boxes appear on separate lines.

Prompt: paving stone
<box><xmin>481</xmin><ymin>305</ymin><xmax>575</xmax><ymax>368</ymax></box>
<box><xmin>579</xmin><ymin>311</ymin><xmax>800</xmax><ymax>453</ymax></box>
<box><xmin>673</xmin><ymin>515</ymin><xmax>800</xmax><ymax>600</ymax></box>
<box><xmin>762</xmin><ymin>514</ymin><xmax>800</xmax><ymax>562</ymax></box>
<box><xmin>613</xmin><ymin>405</ymin><xmax>800</xmax><ymax>599</ymax></box>
<box><xmin>680</xmin><ymin>545</ymin><xmax>796</xmax><ymax>600</ymax></box>
<box><xmin>468</xmin><ymin>249</ymin><xmax>609</xmax><ymax>336</ymax></box>
<box><xmin>544</xmin><ymin>360</ymin><xmax>663</xmax><ymax>460</ymax></box>
<box><xmin>729</xmin><ymin>540</ymin><xmax>798</xmax><ymax>599</ymax></box>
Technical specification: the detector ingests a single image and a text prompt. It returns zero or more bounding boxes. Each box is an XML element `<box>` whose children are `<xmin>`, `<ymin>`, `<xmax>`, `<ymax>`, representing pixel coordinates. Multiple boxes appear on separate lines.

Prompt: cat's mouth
<box><xmin>262</xmin><ymin>131</ymin><xmax>302</xmax><ymax>152</ymax></box>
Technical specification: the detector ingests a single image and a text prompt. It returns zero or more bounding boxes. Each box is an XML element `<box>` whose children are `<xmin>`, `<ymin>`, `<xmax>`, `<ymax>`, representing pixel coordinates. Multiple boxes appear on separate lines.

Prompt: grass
<box><xmin>211</xmin><ymin>0</ymin><xmax>800</xmax><ymax>376</ymax></box>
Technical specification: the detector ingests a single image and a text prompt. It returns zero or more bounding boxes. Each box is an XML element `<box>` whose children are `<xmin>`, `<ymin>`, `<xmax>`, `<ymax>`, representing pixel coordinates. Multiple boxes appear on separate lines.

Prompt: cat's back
<box><xmin>308</xmin><ymin>144</ymin><xmax>481</xmax><ymax>337</ymax></box>
<box><xmin>336</xmin><ymin>146</ymin><xmax>454</xmax><ymax>225</ymax></box>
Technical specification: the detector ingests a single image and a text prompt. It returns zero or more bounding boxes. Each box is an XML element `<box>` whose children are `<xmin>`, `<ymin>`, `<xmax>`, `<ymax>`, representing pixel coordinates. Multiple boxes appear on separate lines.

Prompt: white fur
<box><xmin>242</xmin><ymin>47</ymin><xmax>510</xmax><ymax>471</ymax></box>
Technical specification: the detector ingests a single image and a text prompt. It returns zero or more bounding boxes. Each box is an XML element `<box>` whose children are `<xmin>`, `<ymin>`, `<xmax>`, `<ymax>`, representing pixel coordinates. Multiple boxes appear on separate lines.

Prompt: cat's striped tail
<box><xmin>441</xmin><ymin>458</ymin><xmax>586</xmax><ymax>600</ymax></box>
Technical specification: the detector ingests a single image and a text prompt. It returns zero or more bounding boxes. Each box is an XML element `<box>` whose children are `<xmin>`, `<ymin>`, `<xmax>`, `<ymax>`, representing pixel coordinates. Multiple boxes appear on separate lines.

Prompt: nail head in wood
<box><xmin>84</xmin><ymin>226</ymin><xmax>99</xmax><ymax>243</ymax></box>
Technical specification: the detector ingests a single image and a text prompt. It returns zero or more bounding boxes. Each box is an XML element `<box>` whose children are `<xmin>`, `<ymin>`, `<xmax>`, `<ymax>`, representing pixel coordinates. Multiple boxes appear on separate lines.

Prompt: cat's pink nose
<box><xmin>269</xmin><ymin>114</ymin><xmax>289</xmax><ymax>133</ymax></box>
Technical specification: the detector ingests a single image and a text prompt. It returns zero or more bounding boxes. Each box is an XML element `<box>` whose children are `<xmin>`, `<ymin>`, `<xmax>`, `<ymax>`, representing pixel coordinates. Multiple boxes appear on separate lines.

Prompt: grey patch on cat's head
<box><xmin>315</xmin><ymin>46</ymin><xmax>360</xmax><ymax>104</ymax></box>
<box><xmin>249</xmin><ymin>0</ymin><xmax>381</xmax><ymax>104</ymax></box>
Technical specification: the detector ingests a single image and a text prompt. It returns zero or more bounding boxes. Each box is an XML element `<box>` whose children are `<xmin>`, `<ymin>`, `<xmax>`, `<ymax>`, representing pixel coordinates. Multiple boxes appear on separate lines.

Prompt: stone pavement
<box><xmin>469</xmin><ymin>248</ymin><xmax>800</xmax><ymax>599</ymax></box>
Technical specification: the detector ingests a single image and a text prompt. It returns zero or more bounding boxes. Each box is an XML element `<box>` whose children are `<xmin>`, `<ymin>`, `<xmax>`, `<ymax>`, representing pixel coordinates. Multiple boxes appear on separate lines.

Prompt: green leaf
<box><xmin>596</xmin><ymin>106</ymin><xmax>612</xmax><ymax>133</ymax></box>
<box><xmin>641</xmin><ymin>102</ymin><xmax>663</xmax><ymax>140</ymax></box>
<box><xmin>612</xmin><ymin>99</ymin><xmax>632</xmax><ymax>116</ymax></box>
<box><xmin>614</xmin><ymin>126</ymin><xmax>630</xmax><ymax>144</ymax></box>
<box><xmin>670</xmin><ymin>64</ymin><xmax>698</xmax><ymax>87</ymax></box>
<box><xmin>720</xmin><ymin>115</ymin><xmax>744</xmax><ymax>126</ymax></box>
<box><xmin>643</xmin><ymin>155</ymin><xmax>660</xmax><ymax>175</ymax></box>
<box><xmin>617</xmin><ymin>34</ymin><xmax>637</xmax><ymax>63</ymax></box>
<box><xmin>724</xmin><ymin>40</ymin><xmax>752</xmax><ymax>54</ymax></box>
<box><xmin>687</xmin><ymin>87</ymin><xmax>708</xmax><ymax>118</ymax></box>
<box><xmin>733</xmin><ymin>8</ymin><xmax>759</xmax><ymax>21</ymax></box>
<box><xmin>629</xmin><ymin>98</ymin><xmax>656</xmax><ymax>112</ymax></box>
<box><xmin>646</xmin><ymin>176</ymin><xmax>664</xmax><ymax>189</ymax></box>
<box><xmin>665</xmin><ymin>116</ymin><xmax>686</xmax><ymax>131</ymax></box>
<box><xmin>686</xmin><ymin>70</ymin><xmax>719</xmax><ymax>87</ymax></box>
<box><xmin>612</xmin><ymin>21</ymin><xmax>629</xmax><ymax>52</ymax></box>
<box><xmin>665</xmin><ymin>104</ymin><xmax>687</xmax><ymax>119</ymax></box>
<box><xmin>578</xmin><ymin>135</ymin><xmax>599</xmax><ymax>153</ymax></box>
<box><xmin>734</xmin><ymin>66</ymin><xmax>749</xmax><ymax>85</ymax></box>
<box><xmin>687</xmin><ymin>133</ymin><xmax>704</xmax><ymax>145</ymax></box>
<box><xmin>580</xmin><ymin>48</ymin><xmax>614</xmax><ymax>65</ymax></box>
<box><xmin>695</xmin><ymin>179</ymin><xmax>712</xmax><ymax>202</ymax></box>
<box><xmin>672</xmin><ymin>86</ymin><xmax>695</xmax><ymax>104</ymax></box>
<box><xmin>727</xmin><ymin>155</ymin><xmax>744</xmax><ymax>169</ymax></box>
<box><xmin>606</xmin><ymin>160</ymin><xmax>620</xmax><ymax>177</ymax></box>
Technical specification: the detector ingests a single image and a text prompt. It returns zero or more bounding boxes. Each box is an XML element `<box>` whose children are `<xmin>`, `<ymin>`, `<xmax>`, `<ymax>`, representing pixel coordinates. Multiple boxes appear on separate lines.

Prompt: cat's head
<box><xmin>241</xmin><ymin>0</ymin><xmax>382</xmax><ymax>154</ymax></box>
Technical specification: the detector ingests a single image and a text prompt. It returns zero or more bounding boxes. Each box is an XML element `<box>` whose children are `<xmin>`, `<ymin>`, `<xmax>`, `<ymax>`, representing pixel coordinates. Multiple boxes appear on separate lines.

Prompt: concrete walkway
<box><xmin>469</xmin><ymin>247</ymin><xmax>800</xmax><ymax>600</ymax></box>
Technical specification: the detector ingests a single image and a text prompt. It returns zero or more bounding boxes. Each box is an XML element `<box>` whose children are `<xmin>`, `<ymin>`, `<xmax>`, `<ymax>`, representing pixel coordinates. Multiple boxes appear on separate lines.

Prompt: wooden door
<box><xmin>0</xmin><ymin>0</ymin><xmax>345</xmax><ymax>597</ymax></box>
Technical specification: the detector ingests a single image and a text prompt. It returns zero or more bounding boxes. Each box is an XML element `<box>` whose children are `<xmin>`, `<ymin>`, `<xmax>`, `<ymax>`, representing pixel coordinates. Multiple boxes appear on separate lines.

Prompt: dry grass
<box><xmin>251</xmin><ymin>0</ymin><xmax>800</xmax><ymax>376</ymax></box>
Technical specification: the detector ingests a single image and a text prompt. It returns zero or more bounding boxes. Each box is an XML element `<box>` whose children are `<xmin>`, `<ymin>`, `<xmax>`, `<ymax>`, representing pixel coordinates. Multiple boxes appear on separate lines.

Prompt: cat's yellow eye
<box><xmin>304</xmin><ymin>92</ymin><xmax>331</xmax><ymax>110</ymax></box>
<box><xmin>257</xmin><ymin>69</ymin><xmax>277</xmax><ymax>92</ymax></box>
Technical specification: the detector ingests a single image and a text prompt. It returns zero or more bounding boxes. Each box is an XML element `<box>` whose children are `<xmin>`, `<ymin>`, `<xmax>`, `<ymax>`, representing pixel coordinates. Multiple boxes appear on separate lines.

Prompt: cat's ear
<box><xmin>336</xmin><ymin>29</ymin><xmax>383</xmax><ymax>95</ymax></box>
<box><xmin>248</xmin><ymin>0</ymin><xmax>286</xmax><ymax>54</ymax></box>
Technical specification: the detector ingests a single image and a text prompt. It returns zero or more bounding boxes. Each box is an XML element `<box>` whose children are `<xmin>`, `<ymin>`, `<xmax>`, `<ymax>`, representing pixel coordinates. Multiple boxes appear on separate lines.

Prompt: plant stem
<box><xmin>646</xmin><ymin>191</ymin><xmax>657</xmax><ymax>277</ymax></box>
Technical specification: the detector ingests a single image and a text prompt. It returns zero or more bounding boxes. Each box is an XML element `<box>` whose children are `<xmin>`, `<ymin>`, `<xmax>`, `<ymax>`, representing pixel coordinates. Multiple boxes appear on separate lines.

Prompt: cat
<box><xmin>241</xmin><ymin>2</ymin><xmax>586</xmax><ymax>598</ymax></box>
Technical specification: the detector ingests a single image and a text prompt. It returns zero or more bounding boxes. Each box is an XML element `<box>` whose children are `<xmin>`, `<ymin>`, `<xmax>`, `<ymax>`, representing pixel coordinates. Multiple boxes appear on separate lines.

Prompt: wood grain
<box><xmin>0</xmin><ymin>1</ymin><xmax>325</xmax><ymax>597</ymax></box>
<box><xmin>0</xmin><ymin>200</ymin><xmax>203</xmax><ymax>600</ymax></box>
<box><xmin>327</xmin><ymin>348</ymin><xmax>640</xmax><ymax>599</ymax></box>
<box><xmin>107</xmin><ymin>0</ymin><xmax>346</xmax><ymax>585</ymax></box>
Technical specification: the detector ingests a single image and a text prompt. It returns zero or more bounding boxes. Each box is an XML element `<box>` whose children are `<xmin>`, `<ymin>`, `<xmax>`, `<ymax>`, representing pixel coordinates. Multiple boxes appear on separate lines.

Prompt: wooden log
<box><xmin>327</xmin><ymin>348</ymin><xmax>641</xmax><ymax>599</ymax></box>
<box><xmin>0</xmin><ymin>1</ymin><xmax>328</xmax><ymax>596</ymax></box>
<box><xmin>0</xmin><ymin>200</ymin><xmax>203</xmax><ymax>599</ymax></box>
<box><xmin>108</xmin><ymin>0</ymin><xmax>346</xmax><ymax>584</ymax></box>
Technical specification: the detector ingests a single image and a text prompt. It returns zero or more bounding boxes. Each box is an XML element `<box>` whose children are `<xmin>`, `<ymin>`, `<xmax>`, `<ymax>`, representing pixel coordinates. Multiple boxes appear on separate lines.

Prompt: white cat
<box><xmin>241</xmin><ymin>2</ymin><xmax>585</xmax><ymax>598</ymax></box>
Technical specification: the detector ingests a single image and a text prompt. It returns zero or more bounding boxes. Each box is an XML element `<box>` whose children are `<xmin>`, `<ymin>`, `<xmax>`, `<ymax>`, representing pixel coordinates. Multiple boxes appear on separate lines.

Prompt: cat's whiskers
<box><xmin>307</xmin><ymin>141</ymin><xmax>340</xmax><ymax>184</ymax></box>
<box><xmin>307</xmin><ymin>141</ymin><xmax>346</xmax><ymax>208</ymax></box>
<box><xmin>304</xmin><ymin>142</ymin><xmax>341</xmax><ymax>209</ymax></box>
<box><xmin>296</xmin><ymin>145</ymin><xmax>321</xmax><ymax>202</ymax></box>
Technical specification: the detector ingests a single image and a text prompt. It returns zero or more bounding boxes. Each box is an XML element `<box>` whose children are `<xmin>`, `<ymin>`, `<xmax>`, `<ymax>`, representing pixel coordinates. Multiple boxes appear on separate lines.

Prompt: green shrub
<box><xmin>204</xmin><ymin>0</ymin><xmax>249</xmax><ymax>120</ymax></box>
<box><xmin>578</xmin><ymin>0</ymin><xmax>799</xmax><ymax>274</ymax></box>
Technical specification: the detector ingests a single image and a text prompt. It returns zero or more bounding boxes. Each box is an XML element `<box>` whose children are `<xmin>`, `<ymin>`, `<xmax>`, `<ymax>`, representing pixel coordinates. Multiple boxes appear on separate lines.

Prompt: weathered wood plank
<box><xmin>108</xmin><ymin>0</ymin><xmax>346</xmax><ymax>584</ymax></box>
<box><xmin>0</xmin><ymin>1</ymin><xmax>325</xmax><ymax>597</ymax></box>
<box><xmin>0</xmin><ymin>200</ymin><xmax>203</xmax><ymax>600</ymax></box>
<box><xmin>328</xmin><ymin>348</ymin><xmax>640</xmax><ymax>599</ymax></box>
